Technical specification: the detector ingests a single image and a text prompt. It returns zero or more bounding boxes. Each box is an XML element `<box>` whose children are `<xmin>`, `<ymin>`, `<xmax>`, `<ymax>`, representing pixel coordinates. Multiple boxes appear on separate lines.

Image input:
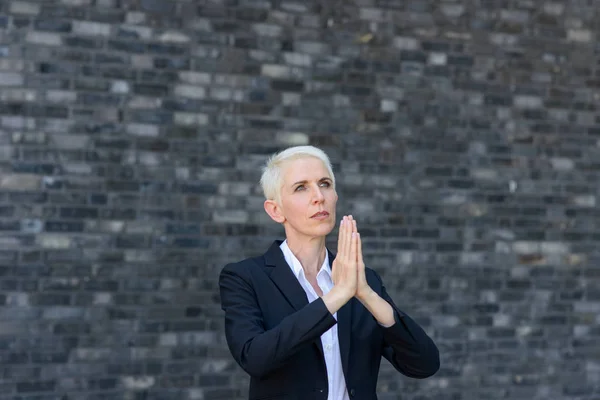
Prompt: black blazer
<box><xmin>219</xmin><ymin>240</ymin><xmax>440</xmax><ymax>400</ymax></box>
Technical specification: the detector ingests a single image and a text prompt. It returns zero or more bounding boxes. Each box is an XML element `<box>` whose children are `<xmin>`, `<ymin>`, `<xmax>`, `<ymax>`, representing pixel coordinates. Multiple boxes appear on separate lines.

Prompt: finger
<box><xmin>337</xmin><ymin>216</ymin><xmax>345</xmax><ymax>255</ymax></box>
<box><xmin>345</xmin><ymin>216</ymin><xmax>354</xmax><ymax>263</ymax></box>
<box><xmin>340</xmin><ymin>216</ymin><xmax>349</xmax><ymax>262</ymax></box>
<box><xmin>345</xmin><ymin>217</ymin><xmax>353</xmax><ymax>264</ymax></box>
<box><xmin>349</xmin><ymin>218</ymin><xmax>357</xmax><ymax>263</ymax></box>
<box><xmin>351</xmin><ymin>232</ymin><xmax>358</xmax><ymax>269</ymax></box>
<box><xmin>357</xmin><ymin>230</ymin><xmax>363</xmax><ymax>267</ymax></box>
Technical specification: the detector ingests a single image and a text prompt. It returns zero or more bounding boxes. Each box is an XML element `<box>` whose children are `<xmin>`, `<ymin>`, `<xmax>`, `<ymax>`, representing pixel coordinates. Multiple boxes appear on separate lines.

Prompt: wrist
<box><xmin>356</xmin><ymin>287</ymin><xmax>376</xmax><ymax>303</ymax></box>
<box><xmin>332</xmin><ymin>285</ymin><xmax>355</xmax><ymax>302</ymax></box>
<box><xmin>322</xmin><ymin>286</ymin><xmax>353</xmax><ymax>314</ymax></box>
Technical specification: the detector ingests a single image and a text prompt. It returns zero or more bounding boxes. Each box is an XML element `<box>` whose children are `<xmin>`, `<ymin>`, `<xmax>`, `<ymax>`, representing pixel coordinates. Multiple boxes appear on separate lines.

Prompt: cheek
<box><xmin>328</xmin><ymin>191</ymin><xmax>338</xmax><ymax>203</ymax></box>
<box><xmin>284</xmin><ymin>198</ymin><xmax>304</xmax><ymax>218</ymax></box>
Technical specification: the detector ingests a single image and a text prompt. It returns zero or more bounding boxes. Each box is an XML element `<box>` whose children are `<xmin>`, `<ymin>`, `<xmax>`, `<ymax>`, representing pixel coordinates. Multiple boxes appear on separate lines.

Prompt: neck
<box><xmin>286</xmin><ymin>236</ymin><xmax>327</xmax><ymax>277</ymax></box>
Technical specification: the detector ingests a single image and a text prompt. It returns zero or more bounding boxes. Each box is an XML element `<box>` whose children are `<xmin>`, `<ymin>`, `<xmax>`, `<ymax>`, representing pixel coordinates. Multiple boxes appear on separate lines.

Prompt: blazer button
<box><xmin>350</xmin><ymin>389</ymin><xmax>355</xmax><ymax>397</ymax></box>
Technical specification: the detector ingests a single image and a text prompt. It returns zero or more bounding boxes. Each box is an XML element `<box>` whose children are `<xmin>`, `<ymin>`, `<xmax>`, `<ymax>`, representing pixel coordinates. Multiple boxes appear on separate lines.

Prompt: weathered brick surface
<box><xmin>1</xmin><ymin>0</ymin><xmax>600</xmax><ymax>399</ymax></box>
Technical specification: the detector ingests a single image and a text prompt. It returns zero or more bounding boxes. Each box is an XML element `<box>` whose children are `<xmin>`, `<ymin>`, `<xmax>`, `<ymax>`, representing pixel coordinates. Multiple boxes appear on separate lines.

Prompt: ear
<box><xmin>264</xmin><ymin>199</ymin><xmax>286</xmax><ymax>224</ymax></box>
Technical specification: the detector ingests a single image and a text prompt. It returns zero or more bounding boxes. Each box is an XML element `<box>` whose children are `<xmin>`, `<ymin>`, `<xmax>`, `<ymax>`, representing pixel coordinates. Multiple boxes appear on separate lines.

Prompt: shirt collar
<box><xmin>280</xmin><ymin>239</ymin><xmax>331</xmax><ymax>279</ymax></box>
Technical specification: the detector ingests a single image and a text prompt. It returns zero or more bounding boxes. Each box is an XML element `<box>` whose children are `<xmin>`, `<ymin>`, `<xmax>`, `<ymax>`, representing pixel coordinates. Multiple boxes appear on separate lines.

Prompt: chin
<box><xmin>315</xmin><ymin>222</ymin><xmax>335</xmax><ymax>236</ymax></box>
<box><xmin>299</xmin><ymin>225</ymin><xmax>333</xmax><ymax>239</ymax></box>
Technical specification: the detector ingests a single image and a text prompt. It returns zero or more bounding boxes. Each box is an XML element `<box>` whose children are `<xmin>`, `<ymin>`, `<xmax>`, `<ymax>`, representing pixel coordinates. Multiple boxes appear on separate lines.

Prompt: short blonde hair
<box><xmin>260</xmin><ymin>145</ymin><xmax>336</xmax><ymax>204</ymax></box>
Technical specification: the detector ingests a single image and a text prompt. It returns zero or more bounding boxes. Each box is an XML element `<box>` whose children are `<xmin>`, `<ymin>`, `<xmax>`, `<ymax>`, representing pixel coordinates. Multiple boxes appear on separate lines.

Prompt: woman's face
<box><xmin>277</xmin><ymin>157</ymin><xmax>338</xmax><ymax>240</ymax></box>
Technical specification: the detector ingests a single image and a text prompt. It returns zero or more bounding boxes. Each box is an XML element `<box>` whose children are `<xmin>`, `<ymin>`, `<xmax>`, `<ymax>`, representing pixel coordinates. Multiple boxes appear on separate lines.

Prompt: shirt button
<box><xmin>350</xmin><ymin>389</ymin><xmax>356</xmax><ymax>396</ymax></box>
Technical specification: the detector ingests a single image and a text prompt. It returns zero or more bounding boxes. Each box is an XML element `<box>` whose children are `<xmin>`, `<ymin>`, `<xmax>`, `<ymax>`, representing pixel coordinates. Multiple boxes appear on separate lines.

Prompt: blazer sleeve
<box><xmin>373</xmin><ymin>271</ymin><xmax>440</xmax><ymax>379</ymax></box>
<box><xmin>219</xmin><ymin>262</ymin><xmax>337</xmax><ymax>378</ymax></box>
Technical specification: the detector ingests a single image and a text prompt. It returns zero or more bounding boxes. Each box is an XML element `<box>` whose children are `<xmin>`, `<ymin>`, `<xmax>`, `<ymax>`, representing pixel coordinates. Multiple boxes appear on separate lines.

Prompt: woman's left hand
<box><xmin>349</xmin><ymin>216</ymin><xmax>373</xmax><ymax>300</ymax></box>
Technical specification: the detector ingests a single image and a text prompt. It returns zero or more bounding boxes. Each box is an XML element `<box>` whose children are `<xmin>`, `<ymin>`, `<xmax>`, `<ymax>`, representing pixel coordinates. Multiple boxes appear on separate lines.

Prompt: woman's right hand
<box><xmin>323</xmin><ymin>215</ymin><xmax>359</xmax><ymax>313</ymax></box>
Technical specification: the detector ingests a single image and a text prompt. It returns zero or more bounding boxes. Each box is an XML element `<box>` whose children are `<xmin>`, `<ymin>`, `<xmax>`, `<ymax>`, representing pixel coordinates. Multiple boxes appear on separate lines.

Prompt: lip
<box><xmin>311</xmin><ymin>211</ymin><xmax>329</xmax><ymax>218</ymax></box>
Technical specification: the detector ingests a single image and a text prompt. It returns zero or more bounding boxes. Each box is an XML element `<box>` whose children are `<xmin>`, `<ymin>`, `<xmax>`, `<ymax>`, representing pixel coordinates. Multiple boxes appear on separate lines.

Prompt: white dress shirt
<box><xmin>280</xmin><ymin>240</ymin><xmax>350</xmax><ymax>400</ymax></box>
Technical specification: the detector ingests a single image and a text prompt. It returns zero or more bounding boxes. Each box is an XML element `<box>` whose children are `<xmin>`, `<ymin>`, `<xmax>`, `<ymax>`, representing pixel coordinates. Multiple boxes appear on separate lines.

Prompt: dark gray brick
<box><xmin>59</xmin><ymin>207</ymin><xmax>99</xmax><ymax>219</ymax></box>
<box><xmin>39</xmin><ymin>5</ymin><xmax>86</xmax><ymax>19</ymax></box>
<box><xmin>64</xmin><ymin>35</ymin><xmax>104</xmax><ymax>49</ymax></box>
<box><xmin>44</xmin><ymin>221</ymin><xmax>85</xmax><ymax>232</ymax></box>
<box><xmin>88</xmin><ymin>8</ymin><xmax>124</xmax><ymax>23</ymax></box>
<box><xmin>33</xmin><ymin>18</ymin><xmax>72</xmax><ymax>32</ymax></box>
<box><xmin>107</xmin><ymin>39</ymin><xmax>145</xmax><ymax>53</ymax></box>
<box><xmin>140</xmin><ymin>0</ymin><xmax>175</xmax><ymax>14</ymax></box>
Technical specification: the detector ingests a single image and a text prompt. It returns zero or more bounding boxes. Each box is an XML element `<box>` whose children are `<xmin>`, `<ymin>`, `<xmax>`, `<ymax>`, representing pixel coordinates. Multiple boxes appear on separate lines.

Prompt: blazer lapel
<box><xmin>329</xmin><ymin>248</ymin><xmax>352</xmax><ymax>379</ymax></box>
<box><xmin>263</xmin><ymin>240</ymin><xmax>326</xmax><ymax>360</ymax></box>
<box><xmin>263</xmin><ymin>240</ymin><xmax>352</xmax><ymax>375</ymax></box>
<box><xmin>263</xmin><ymin>240</ymin><xmax>309</xmax><ymax>312</ymax></box>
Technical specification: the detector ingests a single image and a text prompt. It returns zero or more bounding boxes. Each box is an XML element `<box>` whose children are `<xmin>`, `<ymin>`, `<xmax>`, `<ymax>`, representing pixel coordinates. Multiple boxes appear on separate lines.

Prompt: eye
<box><xmin>294</xmin><ymin>181</ymin><xmax>331</xmax><ymax>192</ymax></box>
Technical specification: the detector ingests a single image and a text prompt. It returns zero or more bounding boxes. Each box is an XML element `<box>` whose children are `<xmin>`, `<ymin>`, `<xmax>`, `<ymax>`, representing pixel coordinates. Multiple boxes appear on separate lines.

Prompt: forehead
<box><xmin>281</xmin><ymin>157</ymin><xmax>330</xmax><ymax>181</ymax></box>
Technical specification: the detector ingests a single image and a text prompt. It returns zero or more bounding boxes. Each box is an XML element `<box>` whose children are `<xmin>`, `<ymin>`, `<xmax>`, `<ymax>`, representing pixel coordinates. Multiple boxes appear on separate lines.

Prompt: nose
<box><xmin>312</xmin><ymin>185</ymin><xmax>325</xmax><ymax>203</ymax></box>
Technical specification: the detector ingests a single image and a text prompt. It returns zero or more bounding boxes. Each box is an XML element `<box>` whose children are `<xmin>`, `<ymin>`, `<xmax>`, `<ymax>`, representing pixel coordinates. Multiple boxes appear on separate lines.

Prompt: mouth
<box><xmin>311</xmin><ymin>211</ymin><xmax>329</xmax><ymax>218</ymax></box>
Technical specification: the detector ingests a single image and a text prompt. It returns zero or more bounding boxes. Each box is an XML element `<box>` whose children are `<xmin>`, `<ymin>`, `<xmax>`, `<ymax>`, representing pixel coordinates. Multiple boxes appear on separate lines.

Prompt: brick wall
<box><xmin>1</xmin><ymin>0</ymin><xmax>600</xmax><ymax>399</ymax></box>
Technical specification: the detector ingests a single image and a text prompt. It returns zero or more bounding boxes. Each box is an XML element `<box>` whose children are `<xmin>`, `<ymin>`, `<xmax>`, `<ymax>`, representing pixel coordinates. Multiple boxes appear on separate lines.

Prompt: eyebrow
<box><xmin>291</xmin><ymin>177</ymin><xmax>332</xmax><ymax>187</ymax></box>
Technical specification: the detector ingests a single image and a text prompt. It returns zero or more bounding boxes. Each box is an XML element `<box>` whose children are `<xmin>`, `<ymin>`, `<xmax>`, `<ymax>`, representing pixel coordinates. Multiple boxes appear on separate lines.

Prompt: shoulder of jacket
<box><xmin>222</xmin><ymin>255</ymin><xmax>264</xmax><ymax>276</ymax></box>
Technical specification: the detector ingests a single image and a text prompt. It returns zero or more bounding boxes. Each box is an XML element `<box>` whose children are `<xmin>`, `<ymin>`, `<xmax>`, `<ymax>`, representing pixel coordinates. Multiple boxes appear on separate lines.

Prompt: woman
<box><xmin>219</xmin><ymin>146</ymin><xmax>439</xmax><ymax>400</ymax></box>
